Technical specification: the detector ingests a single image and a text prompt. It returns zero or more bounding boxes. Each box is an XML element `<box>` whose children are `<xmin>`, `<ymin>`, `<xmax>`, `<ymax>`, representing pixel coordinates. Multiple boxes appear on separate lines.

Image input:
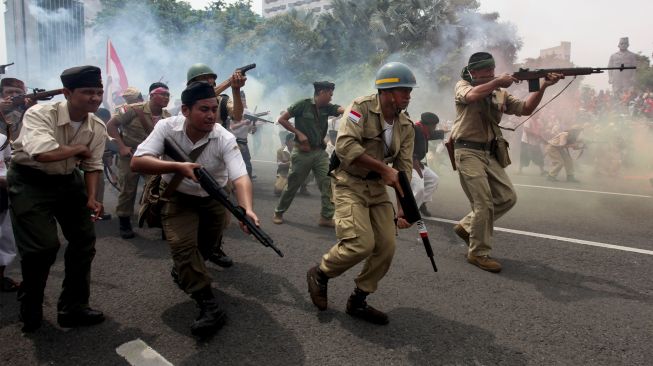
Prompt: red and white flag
<box><xmin>104</xmin><ymin>39</ymin><xmax>129</xmax><ymax>111</ymax></box>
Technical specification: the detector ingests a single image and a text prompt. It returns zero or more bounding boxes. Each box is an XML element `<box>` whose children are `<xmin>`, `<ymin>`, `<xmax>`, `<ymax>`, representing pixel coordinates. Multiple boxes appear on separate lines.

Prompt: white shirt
<box><xmin>134</xmin><ymin>115</ymin><xmax>248</xmax><ymax>197</ymax></box>
<box><xmin>230</xmin><ymin>108</ymin><xmax>253</xmax><ymax>140</ymax></box>
<box><xmin>0</xmin><ymin>135</ymin><xmax>10</xmax><ymax>177</ymax></box>
<box><xmin>383</xmin><ymin>120</ymin><xmax>394</xmax><ymax>156</ymax></box>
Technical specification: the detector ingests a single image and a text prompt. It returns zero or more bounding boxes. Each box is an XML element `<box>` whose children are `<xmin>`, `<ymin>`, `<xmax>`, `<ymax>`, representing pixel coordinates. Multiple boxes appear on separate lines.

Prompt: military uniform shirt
<box><xmin>11</xmin><ymin>101</ymin><xmax>107</xmax><ymax>174</ymax></box>
<box><xmin>288</xmin><ymin>98</ymin><xmax>341</xmax><ymax>149</ymax></box>
<box><xmin>336</xmin><ymin>94</ymin><xmax>414</xmax><ymax>179</ymax></box>
<box><xmin>451</xmin><ymin>80</ymin><xmax>524</xmax><ymax>143</ymax></box>
<box><xmin>115</xmin><ymin>102</ymin><xmax>171</xmax><ymax>148</ymax></box>
<box><xmin>134</xmin><ymin>115</ymin><xmax>247</xmax><ymax>197</ymax></box>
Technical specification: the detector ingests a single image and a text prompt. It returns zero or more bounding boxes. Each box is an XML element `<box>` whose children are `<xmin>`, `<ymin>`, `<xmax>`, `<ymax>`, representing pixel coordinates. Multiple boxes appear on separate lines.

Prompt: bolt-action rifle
<box><xmin>12</xmin><ymin>88</ymin><xmax>63</xmax><ymax>106</ymax></box>
<box><xmin>163</xmin><ymin>137</ymin><xmax>283</xmax><ymax>257</ymax></box>
<box><xmin>471</xmin><ymin>64</ymin><xmax>636</xmax><ymax>92</ymax></box>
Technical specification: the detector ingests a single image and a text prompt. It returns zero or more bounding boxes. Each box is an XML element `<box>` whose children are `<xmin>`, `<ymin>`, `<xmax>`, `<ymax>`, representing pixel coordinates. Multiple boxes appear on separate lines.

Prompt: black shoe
<box><xmin>171</xmin><ymin>267</ymin><xmax>182</xmax><ymax>289</ymax></box>
<box><xmin>346</xmin><ymin>297</ymin><xmax>389</xmax><ymax>325</ymax></box>
<box><xmin>191</xmin><ymin>291</ymin><xmax>226</xmax><ymax>337</ymax></box>
<box><xmin>119</xmin><ymin>216</ymin><xmax>135</xmax><ymax>239</ymax></box>
<box><xmin>57</xmin><ymin>307</ymin><xmax>105</xmax><ymax>328</ymax></box>
<box><xmin>208</xmin><ymin>247</ymin><xmax>233</xmax><ymax>268</ymax></box>
<box><xmin>419</xmin><ymin>203</ymin><xmax>432</xmax><ymax>217</ymax></box>
<box><xmin>19</xmin><ymin>301</ymin><xmax>43</xmax><ymax>333</ymax></box>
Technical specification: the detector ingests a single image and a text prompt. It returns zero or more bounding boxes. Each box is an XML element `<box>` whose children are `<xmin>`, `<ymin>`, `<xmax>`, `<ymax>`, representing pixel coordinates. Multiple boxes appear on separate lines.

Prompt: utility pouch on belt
<box><xmin>328</xmin><ymin>151</ymin><xmax>341</xmax><ymax>175</ymax></box>
<box><xmin>492</xmin><ymin>136</ymin><xmax>511</xmax><ymax>168</ymax></box>
<box><xmin>444</xmin><ymin>137</ymin><xmax>456</xmax><ymax>171</ymax></box>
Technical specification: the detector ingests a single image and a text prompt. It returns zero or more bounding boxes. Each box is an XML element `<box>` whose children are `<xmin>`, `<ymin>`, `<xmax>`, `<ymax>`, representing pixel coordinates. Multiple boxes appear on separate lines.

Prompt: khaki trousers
<box><xmin>546</xmin><ymin>145</ymin><xmax>574</xmax><ymax>178</ymax></box>
<box><xmin>319</xmin><ymin>175</ymin><xmax>396</xmax><ymax>293</ymax></box>
<box><xmin>116</xmin><ymin>156</ymin><xmax>148</xmax><ymax>217</ymax></box>
<box><xmin>161</xmin><ymin>192</ymin><xmax>226</xmax><ymax>294</ymax></box>
<box><xmin>455</xmin><ymin>148</ymin><xmax>517</xmax><ymax>257</ymax></box>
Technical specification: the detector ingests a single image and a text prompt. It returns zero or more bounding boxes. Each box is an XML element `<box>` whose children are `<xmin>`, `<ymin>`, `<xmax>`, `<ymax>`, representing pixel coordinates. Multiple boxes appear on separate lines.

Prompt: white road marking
<box><xmin>423</xmin><ymin>216</ymin><xmax>653</xmax><ymax>256</ymax></box>
<box><xmin>116</xmin><ymin>339</ymin><xmax>173</xmax><ymax>366</ymax></box>
<box><xmin>513</xmin><ymin>183</ymin><xmax>652</xmax><ymax>199</ymax></box>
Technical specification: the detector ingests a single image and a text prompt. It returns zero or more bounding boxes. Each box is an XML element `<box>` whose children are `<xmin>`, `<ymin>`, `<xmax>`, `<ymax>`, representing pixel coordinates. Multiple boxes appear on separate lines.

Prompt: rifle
<box><xmin>472</xmin><ymin>64</ymin><xmax>636</xmax><ymax>92</ymax></box>
<box><xmin>396</xmin><ymin>171</ymin><xmax>437</xmax><ymax>272</ymax></box>
<box><xmin>214</xmin><ymin>63</ymin><xmax>257</xmax><ymax>95</ymax></box>
<box><xmin>12</xmin><ymin>88</ymin><xmax>63</xmax><ymax>106</ymax></box>
<box><xmin>0</xmin><ymin>62</ymin><xmax>14</xmax><ymax>74</ymax></box>
<box><xmin>163</xmin><ymin>137</ymin><xmax>283</xmax><ymax>258</ymax></box>
<box><xmin>243</xmin><ymin>112</ymin><xmax>276</xmax><ymax>124</ymax></box>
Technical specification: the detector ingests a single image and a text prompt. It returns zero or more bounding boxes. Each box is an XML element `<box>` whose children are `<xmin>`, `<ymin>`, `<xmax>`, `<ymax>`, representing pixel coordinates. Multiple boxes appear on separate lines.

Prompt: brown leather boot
<box><xmin>306</xmin><ymin>266</ymin><xmax>328</xmax><ymax>311</ymax></box>
<box><xmin>453</xmin><ymin>224</ymin><xmax>470</xmax><ymax>246</ymax></box>
<box><xmin>272</xmin><ymin>212</ymin><xmax>283</xmax><ymax>225</ymax></box>
<box><xmin>466</xmin><ymin>254</ymin><xmax>502</xmax><ymax>273</ymax></box>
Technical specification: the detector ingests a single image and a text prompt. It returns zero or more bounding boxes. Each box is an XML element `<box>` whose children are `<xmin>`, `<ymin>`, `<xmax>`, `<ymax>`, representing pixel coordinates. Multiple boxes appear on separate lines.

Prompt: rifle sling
<box><xmin>161</xmin><ymin>142</ymin><xmax>208</xmax><ymax>199</ymax></box>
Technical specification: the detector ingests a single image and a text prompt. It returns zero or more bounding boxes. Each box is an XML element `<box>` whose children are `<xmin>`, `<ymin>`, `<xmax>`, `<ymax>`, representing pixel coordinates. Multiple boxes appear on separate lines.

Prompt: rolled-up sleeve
<box><xmin>21</xmin><ymin>108</ymin><xmax>60</xmax><ymax>158</ymax></box>
<box><xmin>79</xmin><ymin>122</ymin><xmax>107</xmax><ymax>172</ymax></box>
<box><xmin>221</xmin><ymin>135</ymin><xmax>248</xmax><ymax>181</ymax></box>
<box><xmin>335</xmin><ymin>103</ymin><xmax>366</xmax><ymax>169</ymax></box>
<box><xmin>454</xmin><ymin>80</ymin><xmax>474</xmax><ymax>105</ymax></box>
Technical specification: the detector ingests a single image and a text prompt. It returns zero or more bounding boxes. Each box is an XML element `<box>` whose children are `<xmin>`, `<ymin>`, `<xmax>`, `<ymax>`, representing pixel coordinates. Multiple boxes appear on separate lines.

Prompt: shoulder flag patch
<box><xmin>348</xmin><ymin>110</ymin><xmax>362</xmax><ymax>124</ymax></box>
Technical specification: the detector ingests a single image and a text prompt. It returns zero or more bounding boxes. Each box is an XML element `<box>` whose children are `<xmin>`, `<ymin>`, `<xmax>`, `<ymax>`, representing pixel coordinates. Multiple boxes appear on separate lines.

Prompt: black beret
<box><xmin>181</xmin><ymin>81</ymin><xmax>216</xmax><ymax>105</ymax></box>
<box><xmin>420</xmin><ymin>112</ymin><xmax>439</xmax><ymax>125</ymax></box>
<box><xmin>149</xmin><ymin>82</ymin><xmax>168</xmax><ymax>93</ymax></box>
<box><xmin>60</xmin><ymin>65</ymin><xmax>102</xmax><ymax>89</ymax></box>
<box><xmin>313</xmin><ymin>81</ymin><xmax>335</xmax><ymax>92</ymax></box>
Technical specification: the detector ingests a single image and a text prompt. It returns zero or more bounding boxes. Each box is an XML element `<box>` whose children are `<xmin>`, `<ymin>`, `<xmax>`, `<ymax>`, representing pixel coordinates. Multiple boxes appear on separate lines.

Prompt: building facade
<box><xmin>262</xmin><ymin>0</ymin><xmax>333</xmax><ymax>18</ymax></box>
<box><xmin>5</xmin><ymin>0</ymin><xmax>85</xmax><ymax>86</ymax></box>
<box><xmin>539</xmin><ymin>42</ymin><xmax>572</xmax><ymax>62</ymax></box>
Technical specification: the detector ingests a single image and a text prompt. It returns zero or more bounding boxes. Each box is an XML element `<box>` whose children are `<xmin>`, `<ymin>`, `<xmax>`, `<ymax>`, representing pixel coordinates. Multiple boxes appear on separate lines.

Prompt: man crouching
<box><xmin>131</xmin><ymin>81</ymin><xmax>259</xmax><ymax>337</ymax></box>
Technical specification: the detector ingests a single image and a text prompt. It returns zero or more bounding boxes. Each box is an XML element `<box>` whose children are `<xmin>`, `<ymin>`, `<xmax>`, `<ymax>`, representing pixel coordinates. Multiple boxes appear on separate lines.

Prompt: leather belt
<box><xmin>454</xmin><ymin>139</ymin><xmax>492</xmax><ymax>151</ymax></box>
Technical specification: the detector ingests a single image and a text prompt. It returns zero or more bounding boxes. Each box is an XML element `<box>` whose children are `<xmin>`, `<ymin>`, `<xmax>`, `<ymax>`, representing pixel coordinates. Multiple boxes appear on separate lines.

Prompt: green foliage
<box><xmin>91</xmin><ymin>0</ymin><xmax>521</xmax><ymax>90</ymax></box>
<box><xmin>634</xmin><ymin>54</ymin><xmax>653</xmax><ymax>92</ymax></box>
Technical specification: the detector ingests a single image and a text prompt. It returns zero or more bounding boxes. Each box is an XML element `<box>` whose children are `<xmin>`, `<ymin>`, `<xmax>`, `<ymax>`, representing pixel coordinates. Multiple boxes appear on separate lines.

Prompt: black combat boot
<box><xmin>346</xmin><ymin>288</ymin><xmax>389</xmax><ymax>325</ymax></box>
<box><xmin>57</xmin><ymin>307</ymin><xmax>105</xmax><ymax>328</ymax></box>
<box><xmin>190</xmin><ymin>287</ymin><xmax>226</xmax><ymax>337</ymax></box>
<box><xmin>208</xmin><ymin>246</ymin><xmax>233</xmax><ymax>268</ymax></box>
<box><xmin>119</xmin><ymin>216</ymin><xmax>135</xmax><ymax>239</ymax></box>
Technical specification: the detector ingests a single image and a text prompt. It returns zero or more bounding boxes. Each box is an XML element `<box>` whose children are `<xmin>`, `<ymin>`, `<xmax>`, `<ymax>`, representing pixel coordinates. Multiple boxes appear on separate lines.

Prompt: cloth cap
<box><xmin>0</xmin><ymin>77</ymin><xmax>25</xmax><ymax>90</ymax></box>
<box><xmin>121</xmin><ymin>86</ymin><xmax>141</xmax><ymax>98</ymax></box>
<box><xmin>313</xmin><ymin>81</ymin><xmax>335</xmax><ymax>93</ymax></box>
<box><xmin>420</xmin><ymin>112</ymin><xmax>439</xmax><ymax>126</ymax></box>
<box><xmin>181</xmin><ymin>81</ymin><xmax>216</xmax><ymax>105</ymax></box>
<box><xmin>60</xmin><ymin>65</ymin><xmax>102</xmax><ymax>89</ymax></box>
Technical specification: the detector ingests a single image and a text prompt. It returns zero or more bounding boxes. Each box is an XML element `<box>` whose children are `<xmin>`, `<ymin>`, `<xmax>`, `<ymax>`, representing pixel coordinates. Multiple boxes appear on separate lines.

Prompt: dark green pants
<box><xmin>8</xmin><ymin>164</ymin><xmax>97</xmax><ymax>312</ymax></box>
<box><xmin>161</xmin><ymin>191</ymin><xmax>226</xmax><ymax>294</ymax></box>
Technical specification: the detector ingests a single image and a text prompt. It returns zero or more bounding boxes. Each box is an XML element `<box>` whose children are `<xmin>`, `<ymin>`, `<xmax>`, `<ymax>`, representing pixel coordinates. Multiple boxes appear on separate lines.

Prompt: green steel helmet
<box><xmin>374</xmin><ymin>62</ymin><xmax>417</xmax><ymax>89</ymax></box>
<box><xmin>186</xmin><ymin>63</ymin><xmax>217</xmax><ymax>84</ymax></box>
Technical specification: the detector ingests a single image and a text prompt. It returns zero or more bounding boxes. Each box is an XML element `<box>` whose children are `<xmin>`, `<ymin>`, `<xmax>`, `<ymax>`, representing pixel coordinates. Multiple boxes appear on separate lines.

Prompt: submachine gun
<box><xmin>396</xmin><ymin>171</ymin><xmax>437</xmax><ymax>272</ymax></box>
<box><xmin>471</xmin><ymin>64</ymin><xmax>636</xmax><ymax>92</ymax></box>
<box><xmin>163</xmin><ymin>137</ymin><xmax>283</xmax><ymax>257</ymax></box>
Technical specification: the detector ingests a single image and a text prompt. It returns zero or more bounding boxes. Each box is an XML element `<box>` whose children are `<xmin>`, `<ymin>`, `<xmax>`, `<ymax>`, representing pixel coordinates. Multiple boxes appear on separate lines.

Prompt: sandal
<box><xmin>0</xmin><ymin>276</ymin><xmax>20</xmax><ymax>292</ymax></box>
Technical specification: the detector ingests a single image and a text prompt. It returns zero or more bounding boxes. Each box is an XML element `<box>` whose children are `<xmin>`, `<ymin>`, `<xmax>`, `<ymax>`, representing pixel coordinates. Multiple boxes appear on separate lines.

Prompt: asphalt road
<box><xmin>1</xmin><ymin>158</ymin><xmax>652</xmax><ymax>366</ymax></box>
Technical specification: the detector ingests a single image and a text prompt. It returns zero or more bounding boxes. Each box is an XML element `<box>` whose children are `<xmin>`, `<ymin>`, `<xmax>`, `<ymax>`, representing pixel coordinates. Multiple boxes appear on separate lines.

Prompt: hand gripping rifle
<box><xmin>163</xmin><ymin>137</ymin><xmax>283</xmax><ymax>257</ymax></box>
<box><xmin>214</xmin><ymin>63</ymin><xmax>257</xmax><ymax>95</ymax></box>
<box><xmin>396</xmin><ymin>171</ymin><xmax>437</xmax><ymax>272</ymax></box>
<box><xmin>12</xmin><ymin>88</ymin><xmax>63</xmax><ymax>106</ymax></box>
<box><xmin>471</xmin><ymin>64</ymin><xmax>636</xmax><ymax>92</ymax></box>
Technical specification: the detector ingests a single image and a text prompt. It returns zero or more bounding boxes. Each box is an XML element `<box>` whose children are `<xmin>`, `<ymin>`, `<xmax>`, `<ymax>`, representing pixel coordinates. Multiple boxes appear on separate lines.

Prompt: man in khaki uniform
<box><xmin>545</xmin><ymin>128</ymin><xmax>582</xmax><ymax>182</ymax></box>
<box><xmin>107</xmin><ymin>83</ymin><xmax>170</xmax><ymax>238</ymax></box>
<box><xmin>306</xmin><ymin>62</ymin><xmax>415</xmax><ymax>325</ymax></box>
<box><xmin>451</xmin><ymin>52</ymin><xmax>562</xmax><ymax>273</ymax></box>
<box><xmin>9</xmin><ymin>66</ymin><xmax>107</xmax><ymax>332</ymax></box>
<box><xmin>0</xmin><ymin>77</ymin><xmax>35</xmax><ymax>141</ymax></box>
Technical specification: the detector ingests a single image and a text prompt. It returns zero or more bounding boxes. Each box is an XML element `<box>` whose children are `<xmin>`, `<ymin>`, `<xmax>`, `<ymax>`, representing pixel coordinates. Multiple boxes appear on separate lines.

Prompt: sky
<box><xmin>1</xmin><ymin>0</ymin><xmax>650</xmax><ymax>89</ymax></box>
